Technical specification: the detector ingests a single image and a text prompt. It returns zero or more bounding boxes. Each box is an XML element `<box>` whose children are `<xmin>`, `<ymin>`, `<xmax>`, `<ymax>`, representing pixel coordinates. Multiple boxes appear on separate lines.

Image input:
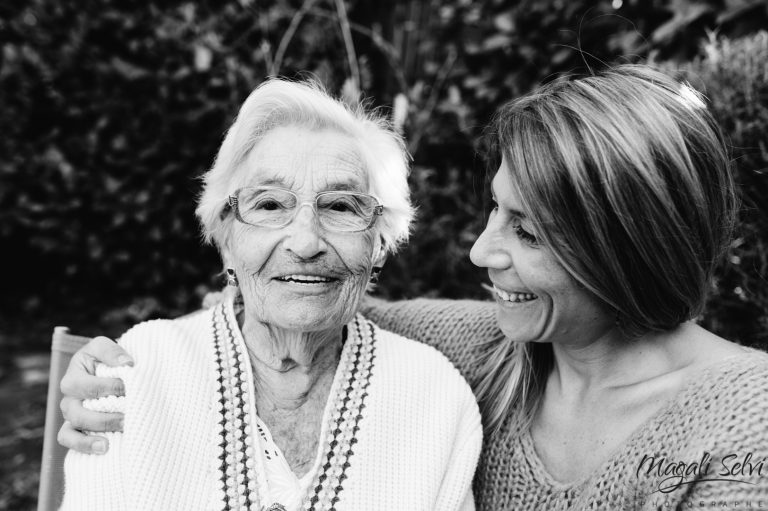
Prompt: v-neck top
<box><xmin>474</xmin><ymin>349</ymin><xmax>768</xmax><ymax>510</ymax></box>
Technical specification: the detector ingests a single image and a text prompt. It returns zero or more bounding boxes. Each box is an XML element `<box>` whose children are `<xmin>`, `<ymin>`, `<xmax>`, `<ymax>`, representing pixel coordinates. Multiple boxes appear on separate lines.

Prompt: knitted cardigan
<box><xmin>362</xmin><ymin>298</ymin><xmax>768</xmax><ymax>511</ymax></box>
<box><xmin>61</xmin><ymin>299</ymin><xmax>482</xmax><ymax>511</ymax></box>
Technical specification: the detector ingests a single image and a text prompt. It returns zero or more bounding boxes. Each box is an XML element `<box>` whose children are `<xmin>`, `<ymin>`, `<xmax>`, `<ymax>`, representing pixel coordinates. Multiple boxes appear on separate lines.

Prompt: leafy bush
<box><xmin>1</xmin><ymin>0</ymin><xmax>355</xmax><ymax>343</ymax></box>
<box><xmin>1</xmin><ymin>0</ymin><xmax>766</xmax><ymax>349</ymax></box>
<box><xmin>663</xmin><ymin>32</ymin><xmax>768</xmax><ymax>348</ymax></box>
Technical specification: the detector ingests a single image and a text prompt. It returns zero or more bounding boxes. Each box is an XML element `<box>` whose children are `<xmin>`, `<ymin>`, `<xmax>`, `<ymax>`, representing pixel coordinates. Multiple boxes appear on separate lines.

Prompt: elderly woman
<box><xmin>60</xmin><ymin>65</ymin><xmax>768</xmax><ymax>510</ymax></box>
<box><xmin>58</xmin><ymin>79</ymin><xmax>481</xmax><ymax>511</ymax></box>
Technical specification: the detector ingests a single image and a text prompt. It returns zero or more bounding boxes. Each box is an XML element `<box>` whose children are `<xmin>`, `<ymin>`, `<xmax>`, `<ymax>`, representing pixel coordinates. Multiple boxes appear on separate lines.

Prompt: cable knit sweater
<box><xmin>362</xmin><ymin>298</ymin><xmax>768</xmax><ymax>511</ymax></box>
<box><xmin>61</xmin><ymin>299</ymin><xmax>482</xmax><ymax>511</ymax></box>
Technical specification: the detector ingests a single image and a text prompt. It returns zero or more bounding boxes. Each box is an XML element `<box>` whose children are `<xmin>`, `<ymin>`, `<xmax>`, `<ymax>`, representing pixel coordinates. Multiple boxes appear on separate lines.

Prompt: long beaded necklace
<box><xmin>211</xmin><ymin>303</ymin><xmax>377</xmax><ymax>511</ymax></box>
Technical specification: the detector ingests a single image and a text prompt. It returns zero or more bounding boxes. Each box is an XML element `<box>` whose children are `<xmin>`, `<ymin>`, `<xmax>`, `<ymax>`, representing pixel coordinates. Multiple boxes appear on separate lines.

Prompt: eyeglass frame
<box><xmin>226</xmin><ymin>186</ymin><xmax>385</xmax><ymax>232</ymax></box>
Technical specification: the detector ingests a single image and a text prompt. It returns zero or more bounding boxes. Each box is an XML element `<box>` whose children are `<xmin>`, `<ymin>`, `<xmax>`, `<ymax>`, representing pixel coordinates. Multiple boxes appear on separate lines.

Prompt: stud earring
<box><xmin>369</xmin><ymin>266</ymin><xmax>382</xmax><ymax>284</ymax></box>
<box><xmin>226</xmin><ymin>268</ymin><xmax>238</xmax><ymax>287</ymax></box>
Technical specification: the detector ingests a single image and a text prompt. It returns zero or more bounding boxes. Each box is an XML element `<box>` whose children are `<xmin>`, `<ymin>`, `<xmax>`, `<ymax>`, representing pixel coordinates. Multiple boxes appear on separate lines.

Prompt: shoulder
<box><xmin>93</xmin><ymin>308</ymin><xmax>218</xmax><ymax>405</ymax></box>
<box><xmin>682</xmin><ymin>349</ymin><xmax>768</xmax><ymax>440</ymax></box>
<box><xmin>360</xmin><ymin>297</ymin><xmax>502</xmax><ymax>385</ymax></box>
<box><xmin>366</xmin><ymin>317</ymin><xmax>480</xmax><ymax>414</ymax></box>
<box><xmin>668</xmin><ymin>349</ymin><xmax>768</xmax><ymax>502</ymax></box>
<box><xmin>697</xmin><ymin>348</ymin><xmax>768</xmax><ymax>396</ymax></box>
<box><xmin>372</xmin><ymin>321</ymin><xmax>468</xmax><ymax>381</ymax></box>
<box><xmin>362</xmin><ymin>316</ymin><xmax>483</xmax><ymax>446</ymax></box>
<box><xmin>117</xmin><ymin>308</ymin><xmax>211</xmax><ymax>352</ymax></box>
<box><xmin>119</xmin><ymin>307</ymin><xmax>210</xmax><ymax>341</ymax></box>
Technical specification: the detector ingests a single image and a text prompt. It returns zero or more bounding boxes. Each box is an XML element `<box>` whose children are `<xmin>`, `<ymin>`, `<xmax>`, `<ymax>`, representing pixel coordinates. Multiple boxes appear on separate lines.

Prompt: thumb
<box><xmin>83</xmin><ymin>336</ymin><xmax>134</xmax><ymax>367</ymax></box>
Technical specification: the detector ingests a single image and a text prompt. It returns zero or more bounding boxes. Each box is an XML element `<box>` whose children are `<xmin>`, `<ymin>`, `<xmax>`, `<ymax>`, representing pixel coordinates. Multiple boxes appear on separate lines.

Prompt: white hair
<box><xmin>195</xmin><ymin>78</ymin><xmax>414</xmax><ymax>255</ymax></box>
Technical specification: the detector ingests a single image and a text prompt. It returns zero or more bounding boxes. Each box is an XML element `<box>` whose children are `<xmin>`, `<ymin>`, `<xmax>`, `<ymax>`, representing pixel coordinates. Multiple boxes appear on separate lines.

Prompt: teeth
<box><xmin>493</xmin><ymin>285</ymin><xmax>537</xmax><ymax>303</ymax></box>
<box><xmin>279</xmin><ymin>275</ymin><xmax>333</xmax><ymax>283</ymax></box>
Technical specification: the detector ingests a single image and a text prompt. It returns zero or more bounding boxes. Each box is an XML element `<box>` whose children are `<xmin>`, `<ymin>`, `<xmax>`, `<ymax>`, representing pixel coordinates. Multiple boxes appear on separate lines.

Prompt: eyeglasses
<box><xmin>228</xmin><ymin>186</ymin><xmax>384</xmax><ymax>232</ymax></box>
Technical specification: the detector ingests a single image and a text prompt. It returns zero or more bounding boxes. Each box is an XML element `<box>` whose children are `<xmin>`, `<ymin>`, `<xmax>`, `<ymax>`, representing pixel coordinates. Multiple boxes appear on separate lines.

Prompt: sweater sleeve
<box><xmin>360</xmin><ymin>297</ymin><xmax>501</xmax><ymax>386</ymax></box>
<box><xmin>434</xmin><ymin>382</ymin><xmax>483</xmax><ymax>511</ymax></box>
<box><xmin>59</xmin><ymin>364</ymin><xmax>132</xmax><ymax>511</ymax></box>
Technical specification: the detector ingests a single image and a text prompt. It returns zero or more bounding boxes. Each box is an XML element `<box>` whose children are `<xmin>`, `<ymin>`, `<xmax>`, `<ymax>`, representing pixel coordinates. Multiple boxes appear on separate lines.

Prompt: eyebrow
<box><xmin>251</xmin><ymin>176</ymin><xmax>363</xmax><ymax>192</ymax></box>
<box><xmin>255</xmin><ymin>177</ymin><xmax>288</xmax><ymax>187</ymax></box>
<box><xmin>321</xmin><ymin>182</ymin><xmax>361</xmax><ymax>192</ymax></box>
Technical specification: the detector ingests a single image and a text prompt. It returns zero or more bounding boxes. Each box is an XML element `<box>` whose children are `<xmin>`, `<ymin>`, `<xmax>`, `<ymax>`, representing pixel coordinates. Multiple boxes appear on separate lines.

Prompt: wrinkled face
<box><xmin>469</xmin><ymin>158</ymin><xmax>614</xmax><ymax>345</ymax></box>
<box><xmin>224</xmin><ymin>126</ymin><xmax>383</xmax><ymax>332</ymax></box>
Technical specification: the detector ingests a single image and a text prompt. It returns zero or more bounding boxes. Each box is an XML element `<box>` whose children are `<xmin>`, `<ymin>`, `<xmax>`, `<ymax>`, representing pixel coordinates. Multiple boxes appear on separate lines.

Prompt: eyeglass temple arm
<box><xmin>218</xmin><ymin>196</ymin><xmax>238</xmax><ymax>221</ymax></box>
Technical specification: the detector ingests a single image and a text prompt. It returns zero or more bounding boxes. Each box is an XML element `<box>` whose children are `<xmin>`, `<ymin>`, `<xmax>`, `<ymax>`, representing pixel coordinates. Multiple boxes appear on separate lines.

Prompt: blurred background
<box><xmin>2</xmin><ymin>0</ymin><xmax>767</xmax><ymax>508</ymax></box>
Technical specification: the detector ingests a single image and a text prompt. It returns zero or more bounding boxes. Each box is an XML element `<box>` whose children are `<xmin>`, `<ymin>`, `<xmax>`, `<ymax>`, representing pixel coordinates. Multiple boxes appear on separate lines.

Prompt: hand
<box><xmin>57</xmin><ymin>336</ymin><xmax>134</xmax><ymax>454</ymax></box>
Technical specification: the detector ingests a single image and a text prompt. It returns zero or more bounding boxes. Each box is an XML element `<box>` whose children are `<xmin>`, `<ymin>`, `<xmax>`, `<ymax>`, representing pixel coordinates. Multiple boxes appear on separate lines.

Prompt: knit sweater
<box><xmin>61</xmin><ymin>299</ymin><xmax>482</xmax><ymax>511</ymax></box>
<box><xmin>476</xmin><ymin>352</ymin><xmax>768</xmax><ymax>510</ymax></box>
<box><xmin>362</xmin><ymin>298</ymin><xmax>768</xmax><ymax>511</ymax></box>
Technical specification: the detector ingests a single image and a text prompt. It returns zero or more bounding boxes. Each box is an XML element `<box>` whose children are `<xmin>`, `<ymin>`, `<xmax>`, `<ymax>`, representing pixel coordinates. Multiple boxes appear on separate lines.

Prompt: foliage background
<box><xmin>2</xmin><ymin>0</ymin><xmax>768</xmax><ymax>508</ymax></box>
<box><xmin>1</xmin><ymin>0</ymin><xmax>767</xmax><ymax>348</ymax></box>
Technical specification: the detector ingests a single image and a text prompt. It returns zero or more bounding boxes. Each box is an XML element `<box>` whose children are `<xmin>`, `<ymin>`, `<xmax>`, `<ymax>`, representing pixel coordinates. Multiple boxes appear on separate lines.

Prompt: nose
<box><xmin>469</xmin><ymin>214</ymin><xmax>514</xmax><ymax>270</ymax></box>
<box><xmin>283</xmin><ymin>203</ymin><xmax>328</xmax><ymax>259</ymax></box>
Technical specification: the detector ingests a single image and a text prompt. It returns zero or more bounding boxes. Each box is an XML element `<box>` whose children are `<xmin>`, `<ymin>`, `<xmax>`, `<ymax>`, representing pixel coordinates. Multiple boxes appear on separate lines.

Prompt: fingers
<box><xmin>60</xmin><ymin>369</ymin><xmax>126</xmax><ymax>400</ymax></box>
<box><xmin>60</xmin><ymin>337</ymin><xmax>131</xmax><ymax>400</ymax></box>
<box><xmin>57</xmin><ymin>421</ymin><xmax>110</xmax><ymax>455</ymax></box>
<box><xmin>60</xmin><ymin>396</ymin><xmax>124</xmax><ymax>433</ymax></box>
<box><xmin>82</xmin><ymin>336</ymin><xmax>134</xmax><ymax>367</ymax></box>
<box><xmin>56</xmin><ymin>336</ymin><xmax>128</xmax><ymax>456</ymax></box>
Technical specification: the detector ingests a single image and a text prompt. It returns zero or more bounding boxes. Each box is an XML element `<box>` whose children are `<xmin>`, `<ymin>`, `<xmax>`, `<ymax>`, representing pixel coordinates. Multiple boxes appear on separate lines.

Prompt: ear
<box><xmin>372</xmin><ymin>236</ymin><xmax>388</xmax><ymax>268</ymax></box>
<box><xmin>220</xmin><ymin>244</ymin><xmax>234</xmax><ymax>271</ymax></box>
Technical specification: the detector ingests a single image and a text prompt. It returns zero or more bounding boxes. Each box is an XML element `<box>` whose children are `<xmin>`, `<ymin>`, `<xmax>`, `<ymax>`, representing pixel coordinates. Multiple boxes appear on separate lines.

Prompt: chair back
<box><xmin>38</xmin><ymin>327</ymin><xmax>91</xmax><ymax>511</ymax></box>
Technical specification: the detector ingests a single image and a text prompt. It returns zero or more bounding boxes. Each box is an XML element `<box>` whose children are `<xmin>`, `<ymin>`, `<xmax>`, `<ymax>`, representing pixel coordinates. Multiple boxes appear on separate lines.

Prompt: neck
<box><xmin>549</xmin><ymin>325</ymin><xmax>685</xmax><ymax>398</ymax></box>
<box><xmin>240</xmin><ymin>314</ymin><xmax>343</xmax><ymax>410</ymax></box>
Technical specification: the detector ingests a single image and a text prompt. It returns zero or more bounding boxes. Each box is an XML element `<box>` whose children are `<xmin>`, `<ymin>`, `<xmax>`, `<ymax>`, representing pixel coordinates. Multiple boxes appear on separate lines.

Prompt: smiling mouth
<box><xmin>493</xmin><ymin>284</ymin><xmax>538</xmax><ymax>304</ymax></box>
<box><xmin>275</xmin><ymin>274</ymin><xmax>338</xmax><ymax>284</ymax></box>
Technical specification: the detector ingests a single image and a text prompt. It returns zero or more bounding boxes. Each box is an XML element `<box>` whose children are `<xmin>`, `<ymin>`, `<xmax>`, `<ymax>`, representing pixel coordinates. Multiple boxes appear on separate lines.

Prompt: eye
<box><xmin>488</xmin><ymin>198</ymin><xmax>499</xmax><ymax>217</ymax></box>
<box><xmin>242</xmin><ymin>189</ymin><xmax>294</xmax><ymax>211</ymax></box>
<box><xmin>512</xmin><ymin>217</ymin><xmax>538</xmax><ymax>246</ymax></box>
<box><xmin>328</xmin><ymin>198</ymin><xmax>355</xmax><ymax>212</ymax></box>
<box><xmin>319</xmin><ymin>194</ymin><xmax>367</xmax><ymax>215</ymax></box>
<box><xmin>255</xmin><ymin>199</ymin><xmax>281</xmax><ymax>211</ymax></box>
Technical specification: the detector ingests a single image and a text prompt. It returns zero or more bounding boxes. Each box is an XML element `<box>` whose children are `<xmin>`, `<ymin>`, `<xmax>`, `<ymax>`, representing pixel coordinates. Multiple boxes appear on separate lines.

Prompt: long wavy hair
<box><xmin>477</xmin><ymin>65</ymin><xmax>738</xmax><ymax>436</ymax></box>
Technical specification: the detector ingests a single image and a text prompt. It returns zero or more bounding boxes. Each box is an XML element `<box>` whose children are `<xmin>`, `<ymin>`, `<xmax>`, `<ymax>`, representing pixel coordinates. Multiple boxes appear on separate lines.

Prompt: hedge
<box><xmin>1</xmin><ymin>0</ymin><xmax>766</xmax><ymax>348</ymax></box>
